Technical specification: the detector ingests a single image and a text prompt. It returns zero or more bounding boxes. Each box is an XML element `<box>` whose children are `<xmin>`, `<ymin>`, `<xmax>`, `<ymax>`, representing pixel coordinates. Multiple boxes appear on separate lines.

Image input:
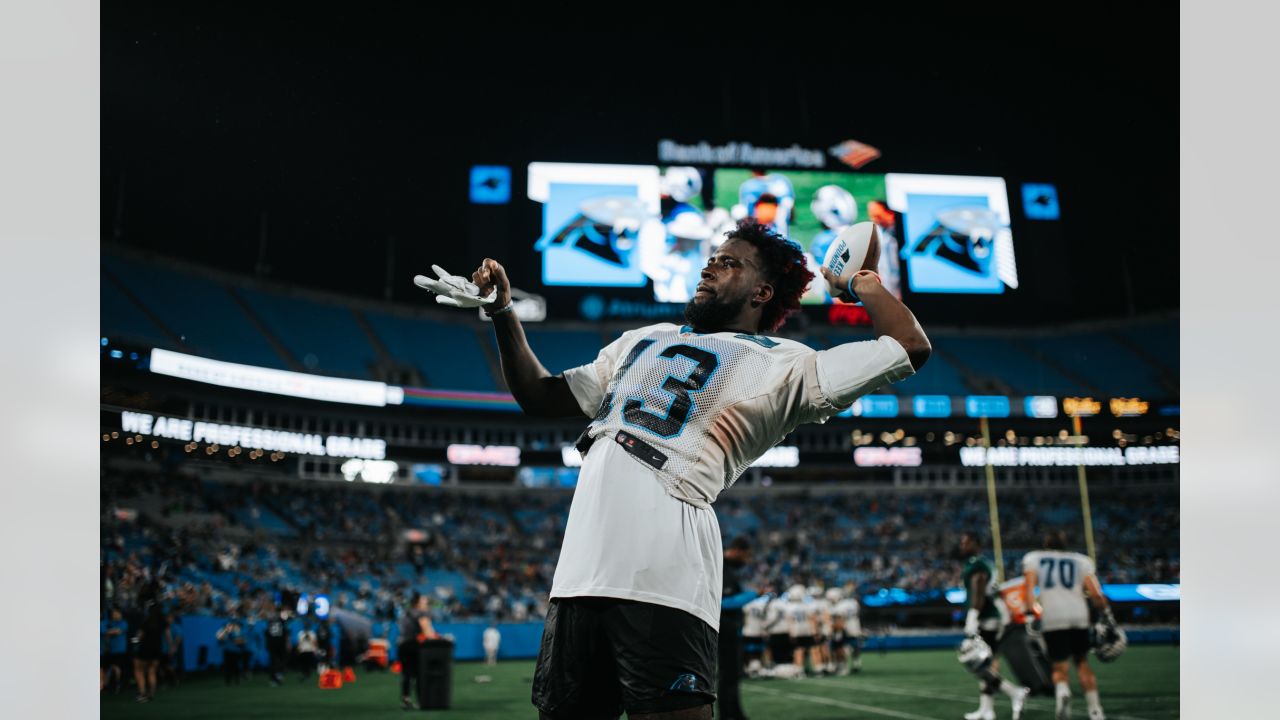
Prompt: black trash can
<box><xmin>999</xmin><ymin>625</ymin><xmax>1054</xmax><ymax>696</ymax></box>
<box><xmin>416</xmin><ymin>639</ymin><xmax>454</xmax><ymax>710</ymax></box>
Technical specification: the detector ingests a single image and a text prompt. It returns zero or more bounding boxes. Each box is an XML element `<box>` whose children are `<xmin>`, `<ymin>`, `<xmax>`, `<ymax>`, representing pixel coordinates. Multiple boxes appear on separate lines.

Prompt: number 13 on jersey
<box><xmin>620</xmin><ymin>344</ymin><xmax>720</xmax><ymax>438</ymax></box>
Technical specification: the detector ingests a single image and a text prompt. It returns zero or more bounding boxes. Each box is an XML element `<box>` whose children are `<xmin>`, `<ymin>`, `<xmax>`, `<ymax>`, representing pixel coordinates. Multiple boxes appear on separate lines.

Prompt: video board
<box><xmin>527</xmin><ymin>163</ymin><xmax>1019</xmax><ymax>304</ymax></box>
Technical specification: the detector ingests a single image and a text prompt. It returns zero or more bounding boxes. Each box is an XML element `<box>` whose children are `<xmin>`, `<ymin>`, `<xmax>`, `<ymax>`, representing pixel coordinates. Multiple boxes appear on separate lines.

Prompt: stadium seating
<box><xmin>236</xmin><ymin>286</ymin><xmax>381</xmax><ymax>379</ymax></box>
<box><xmin>101</xmin><ymin>277</ymin><xmax>174</xmax><ymax>349</ymax></box>
<box><xmin>518</xmin><ymin>329</ymin><xmax>606</xmax><ymax>376</ymax></box>
<box><xmin>362</xmin><ymin>311</ymin><xmax>497</xmax><ymax>391</ymax></box>
<box><xmin>892</xmin><ymin>350</ymin><xmax>971</xmax><ymax>396</ymax></box>
<box><xmin>100</xmin><ymin>252</ymin><xmax>1177</xmax><ymax>399</ymax></box>
<box><xmin>1115</xmin><ymin>320</ymin><xmax>1179</xmax><ymax>377</ymax></box>
<box><xmin>102</xmin><ymin>468</ymin><xmax>1178</xmax><ymax>627</ymax></box>
<box><xmin>1024</xmin><ymin>332</ymin><xmax>1166</xmax><ymax>397</ymax></box>
<box><xmin>936</xmin><ymin>335</ymin><xmax>1089</xmax><ymax>396</ymax></box>
<box><xmin>102</xmin><ymin>254</ymin><xmax>288</xmax><ymax>369</ymax></box>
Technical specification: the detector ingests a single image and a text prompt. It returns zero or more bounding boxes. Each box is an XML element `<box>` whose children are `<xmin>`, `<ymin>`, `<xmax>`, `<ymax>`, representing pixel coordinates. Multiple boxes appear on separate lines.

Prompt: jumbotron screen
<box><xmin>527</xmin><ymin>162</ymin><xmax>1018</xmax><ymax>303</ymax></box>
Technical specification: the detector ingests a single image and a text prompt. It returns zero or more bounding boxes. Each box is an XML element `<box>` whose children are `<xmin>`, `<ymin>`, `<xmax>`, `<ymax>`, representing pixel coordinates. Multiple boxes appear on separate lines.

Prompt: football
<box><xmin>821</xmin><ymin>221</ymin><xmax>882</xmax><ymax>293</ymax></box>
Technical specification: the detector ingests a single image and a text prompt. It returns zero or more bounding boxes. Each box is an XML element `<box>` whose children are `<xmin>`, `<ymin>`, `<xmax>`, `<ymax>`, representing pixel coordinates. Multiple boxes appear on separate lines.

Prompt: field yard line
<box><xmin>742</xmin><ymin>683</ymin><xmax>945</xmax><ymax>720</ymax></box>
<box><xmin>822</xmin><ymin>678</ymin><xmax>1164</xmax><ymax>720</ymax></box>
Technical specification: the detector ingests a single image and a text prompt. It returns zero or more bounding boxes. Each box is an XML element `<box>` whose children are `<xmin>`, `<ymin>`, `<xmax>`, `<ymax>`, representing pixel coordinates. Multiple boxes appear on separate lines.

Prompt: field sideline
<box><xmin>102</xmin><ymin>645</ymin><xmax>1178</xmax><ymax>719</ymax></box>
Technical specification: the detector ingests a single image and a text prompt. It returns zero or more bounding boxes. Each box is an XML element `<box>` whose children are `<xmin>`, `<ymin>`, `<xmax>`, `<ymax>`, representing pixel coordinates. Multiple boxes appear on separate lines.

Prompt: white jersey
<box><xmin>564</xmin><ymin>323</ymin><xmax>914</xmax><ymax>508</ymax></box>
<box><xmin>787</xmin><ymin>599</ymin><xmax>818</xmax><ymax>638</ymax></box>
<box><xmin>765</xmin><ymin>596</ymin><xmax>790</xmax><ymax>635</ymax></box>
<box><xmin>1023</xmin><ymin>550</ymin><xmax>1095</xmax><ymax>631</ymax></box>
<box><xmin>482</xmin><ymin>627</ymin><xmax>501</xmax><ymax>651</ymax></box>
<box><xmin>834</xmin><ymin>598</ymin><xmax>862</xmax><ymax>636</ymax></box>
<box><xmin>555</xmin><ymin>323</ymin><xmax>913</xmax><ymax>631</ymax></box>
<box><xmin>743</xmin><ymin>595</ymin><xmax>771</xmax><ymax>638</ymax></box>
<box><xmin>813</xmin><ymin>598</ymin><xmax>833</xmax><ymax>636</ymax></box>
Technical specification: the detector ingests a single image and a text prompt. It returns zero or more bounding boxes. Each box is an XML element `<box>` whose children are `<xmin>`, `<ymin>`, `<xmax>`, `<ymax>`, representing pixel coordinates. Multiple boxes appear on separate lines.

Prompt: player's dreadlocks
<box><xmin>723</xmin><ymin>219</ymin><xmax>815</xmax><ymax>333</ymax></box>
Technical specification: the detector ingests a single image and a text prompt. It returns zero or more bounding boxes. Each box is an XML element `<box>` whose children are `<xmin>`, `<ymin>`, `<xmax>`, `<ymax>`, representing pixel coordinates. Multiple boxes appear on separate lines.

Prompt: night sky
<box><xmin>102</xmin><ymin>3</ymin><xmax>1177</xmax><ymax>325</ymax></box>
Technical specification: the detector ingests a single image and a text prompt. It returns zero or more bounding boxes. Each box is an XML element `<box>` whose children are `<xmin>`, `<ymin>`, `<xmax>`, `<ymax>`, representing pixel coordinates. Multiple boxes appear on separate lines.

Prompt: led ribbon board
<box><xmin>150</xmin><ymin>348</ymin><xmax>403</xmax><ymax>407</ymax></box>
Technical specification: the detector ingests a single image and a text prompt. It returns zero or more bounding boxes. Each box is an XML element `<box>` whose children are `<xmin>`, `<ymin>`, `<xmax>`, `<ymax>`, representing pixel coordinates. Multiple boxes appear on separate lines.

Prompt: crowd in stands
<box><xmin>103</xmin><ymin>468</ymin><xmax>1178</xmax><ymax>626</ymax></box>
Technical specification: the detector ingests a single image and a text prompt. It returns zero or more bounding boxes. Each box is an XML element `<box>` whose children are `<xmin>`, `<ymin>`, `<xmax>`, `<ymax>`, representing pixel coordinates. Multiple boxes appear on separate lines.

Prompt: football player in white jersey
<box><xmin>810</xmin><ymin>584</ymin><xmax>835</xmax><ymax>674</ymax></box>
<box><xmin>828</xmin><ymin>587</ymin><xmax>863</xmax><ymax>674</ymax></box>
<box><xmin>764</xmin><ymin>589</ymin><xmax>792</xmax><ymax>670</ymax></box>
<box><xmin>463</xmin><ymin>218</ymin><xmax>930</xmax><ymax>719</ymax></box>
<box><xmin>1022</xmin><ymin>531</ymin><xmax>1116</xmax><ymax>720</ymax></box>
<box><xmin>786</xmin><ymin>585</ymin><xmax>820</xmax><ymax>674</ymax></box>
<box><xmin>741</xmin><ymin>591</ymin><xmax>771</xmax><ymax>677</ymax></box>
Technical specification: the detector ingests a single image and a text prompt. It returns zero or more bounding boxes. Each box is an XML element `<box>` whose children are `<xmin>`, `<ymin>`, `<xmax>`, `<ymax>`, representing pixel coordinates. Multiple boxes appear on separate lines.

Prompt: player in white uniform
<box><xmin>828</xmin><ymin>588</ymin><xmax>863</xmax><ymax>674</ymax></box>
<box><xmin>461</xmin><ymin>218</ymin><xmax>931</xmax><ymax>719</ymax></box>
<box><xmin>764</xmin><ymin>590</ymin><xmax>792</xmax><ymax>669</ymax></box>
<box><xmin>810</xmin><ymin>585</ymin><xmax>834</xmax><ymax>674</ymax></box>
<box><xmin>482</xmin><ymin>624</ymin><xmax>501</xmax><ymax>666</ymax></box>
<box><xmin>785</xmin><ymin>585</ymin><xmax>820</xmax><ymax>674</ymax></box>
<box><xmin>741</xmin><ymin>592</ymin><xmax>771</xmax><ymax>677</ymax></box>
<box><xmin>1022</xmin><ymin>531</ymin><xmax>1116</xmax><ymax>720</ymax></box>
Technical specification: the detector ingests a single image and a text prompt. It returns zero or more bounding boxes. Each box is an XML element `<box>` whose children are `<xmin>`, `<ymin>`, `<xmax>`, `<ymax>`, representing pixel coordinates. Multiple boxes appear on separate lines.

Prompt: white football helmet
<box><xmin>665</xmin><ymin>210</ymin><xmax>712</xmax><ymax>241</ymax></box>
<box><xmin>811</xmin><ymin>185</ymin><xmax>858</xmax><ymax>230</ymax></box>
<box><xmin>787</xmin><ymin>584</ymin><xmax>806</xmax><ymax>602</ymax></box>
<box><xmin>825</xmin><ymin>588</ymin><xmax>843</xmax><ymax>603</ymax></box>
<box><xmin>661</xmin><ymin>167</ymin><xmax>703</xmax><ymax>203</ymax></box>
<box><xmin>957</xmin><ymin>635</ymin><xmax>993</xmax><ymax>673</ymax></box>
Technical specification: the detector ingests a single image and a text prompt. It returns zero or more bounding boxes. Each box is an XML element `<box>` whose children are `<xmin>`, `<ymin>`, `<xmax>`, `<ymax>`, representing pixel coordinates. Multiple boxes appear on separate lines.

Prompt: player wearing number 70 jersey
<box><xmin>435</xmin><ymin>219</ymin><xmax>930</xmax><ymax>720</ymax></box>
<box><xmin>1022</xmin><ymin>531</ymin><xmax>1116</xmax><ymax>720</ymax></box>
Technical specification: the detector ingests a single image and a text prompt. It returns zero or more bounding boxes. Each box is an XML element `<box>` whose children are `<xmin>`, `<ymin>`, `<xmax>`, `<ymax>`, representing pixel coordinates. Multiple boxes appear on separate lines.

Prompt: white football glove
<box><xmin>414</xmin><ymin>264</ymin><xmax>497</xmax><ymax>308</ymax></box>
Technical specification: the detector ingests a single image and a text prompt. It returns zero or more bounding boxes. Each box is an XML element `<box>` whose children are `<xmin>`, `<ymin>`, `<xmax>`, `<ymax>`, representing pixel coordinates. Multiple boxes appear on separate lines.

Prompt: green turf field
<box><xmin>101</xmin><ymin>645</ymin><xmax>1178</xmax><ymax>719</ymax></box>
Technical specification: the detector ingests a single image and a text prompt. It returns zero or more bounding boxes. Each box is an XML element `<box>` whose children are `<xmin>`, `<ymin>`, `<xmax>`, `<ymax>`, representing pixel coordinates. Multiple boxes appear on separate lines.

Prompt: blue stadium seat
<box><xmin>102</xmin><ymin>254</ymin><xmax>288</xmax><ymax>369</ymax></box>
<box><xmin>894</xmin><ymin>351</ymin><xmax>970</xmax><ymax>396</ymax></box>
<box><xmin>1122</xmin><ymin>322</ymin><xmax>1179</xmax><ymax>371</ymax></box>
<box><xmin>518</xmin><ymin>329</ymin><xmax>604</xmax><ymax>375</ymax></box>
<box><xmin>100</xmin><ymin>277</ymin><xmax>173</xmax><ymax>348</ymax></box>
<box><xmin>237</xmin><ymin>286</ymin><xmax>380</xmax><ymax>379</ymax></box>
<box><xmin>363</xmin><ymin>311</ymin><xmax>497</xmax><ymax>391</ymax></box>
<box><xmin>234</xmin><ymin>504</ymin><xmax>297</xmax><ymax>537</ymax></box>
<box><xmin>1028</xmin><ymin>333</ymin><xmax>1165</xmax><ymax>397</ymax></box>
<box><xmin>938</xmin><ymin>336</ymin><xmax>1088</xmax><ymax>396</ymax></box>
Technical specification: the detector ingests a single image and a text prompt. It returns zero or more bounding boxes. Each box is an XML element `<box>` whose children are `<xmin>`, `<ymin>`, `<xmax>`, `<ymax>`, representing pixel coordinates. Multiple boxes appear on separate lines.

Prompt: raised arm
<box><xmin>472</xmin><ymin>259</ymin><xmax>586</xmax><ymax>418</ymax></box>
<box><xmin>822</xmin><ymin>267</ymin><xmax>931</xmax><ymax>370</ymax></box>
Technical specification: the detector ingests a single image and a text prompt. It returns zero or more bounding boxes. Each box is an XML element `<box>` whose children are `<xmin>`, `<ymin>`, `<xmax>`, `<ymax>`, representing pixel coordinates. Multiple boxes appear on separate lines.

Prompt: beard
<box><xmin>683</xmin><ymin>292</ymin><xmax>747</xmax><ymax>331</ymax></box>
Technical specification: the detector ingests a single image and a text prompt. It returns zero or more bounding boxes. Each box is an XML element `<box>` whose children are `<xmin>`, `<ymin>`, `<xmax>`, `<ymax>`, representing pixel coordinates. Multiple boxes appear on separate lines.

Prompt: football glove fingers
<box><xmin>414</xmin><ymin>264</ymin><xmax>496</xmax><ymax>308</ymax></box>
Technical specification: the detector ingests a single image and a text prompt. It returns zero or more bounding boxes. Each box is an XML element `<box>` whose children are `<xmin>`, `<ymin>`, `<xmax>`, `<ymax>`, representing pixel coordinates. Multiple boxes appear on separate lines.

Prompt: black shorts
<box><xmin>768</xmin><ymin>633</ymin><xmax>792</xmax><ymax>659</ymax></box>
<box><xmin>980</xmin><ymin>629</ymin><xmax>1002</xmax><ymax>653</ymax></box>
<box><xmin>107</xmin><ymin>652</ymin><xmax>129</xmax><ymax>668</ymax></box>
<box><xmin>532</xmin><ymin>597</ymin><xmax>717</xmax><ymax>718</ymax></box>
<box><xmin>1043</xmin><ymin>628</ymin><xmax>1091</xmax><ymax>663</ymax></box>
<box><xmin>743</xmin><ymin>637</ymin><xmax>765</xmax><ymax>658</ymax></box>
<box><xmin>792</xmin><ymin>635</ymin><xmax>816</xmax><ymax>649</ymax></box>
<box><xmin>138</xmin><ymin>639</ymin><xmax>163</xmax><ymax>662</ymax></box>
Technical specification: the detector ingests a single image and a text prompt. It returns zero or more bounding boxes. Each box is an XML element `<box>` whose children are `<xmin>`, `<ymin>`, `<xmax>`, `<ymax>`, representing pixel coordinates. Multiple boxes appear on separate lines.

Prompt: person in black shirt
<box><xmin>398</xmin><ymin>593</ymin><xmax>437</xmax><ymax>710</ymax></box>
<box><xmin>132</xmin><ymin>603</ymin><xmax>166</xmax><ymax>703</ymax></box>
<box><xmin>265</xmin><ymin>609</ymin><xmax>289</xmax><ymax>686</ymax></box>
<box><xmin>316</xmin><ymin>620</ymin><xmax>333</xmax><ymax>673</ymax></box>
<box><xmin>719</xmin><ymin>537</ymin><xmax>755</xmax><ymax>720</ymax></box>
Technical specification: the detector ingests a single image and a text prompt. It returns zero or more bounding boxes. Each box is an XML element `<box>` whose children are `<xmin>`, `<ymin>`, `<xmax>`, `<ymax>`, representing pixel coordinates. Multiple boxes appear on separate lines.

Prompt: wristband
<box><xmin>845</xmin><ymin>270</ymin><xmax>881</xmax><ymax>304</ymax></box>
<box><xmin>484</xmin><ymin>301</ymin><xmax>515</xmax><ymax>317</ymax></box>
